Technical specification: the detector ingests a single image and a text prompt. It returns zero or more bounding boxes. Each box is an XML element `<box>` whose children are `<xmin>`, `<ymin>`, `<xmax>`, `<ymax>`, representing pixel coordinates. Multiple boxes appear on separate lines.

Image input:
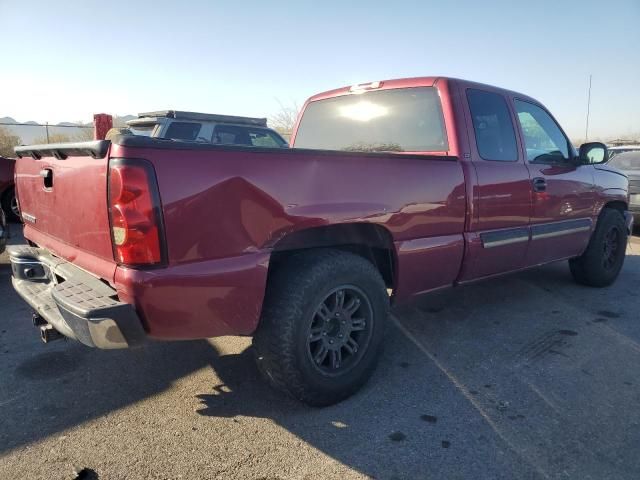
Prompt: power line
<box><xmin>0</xmin><ymin>122</ymin><xmax>93</xmax><ymax>128</ymax></box>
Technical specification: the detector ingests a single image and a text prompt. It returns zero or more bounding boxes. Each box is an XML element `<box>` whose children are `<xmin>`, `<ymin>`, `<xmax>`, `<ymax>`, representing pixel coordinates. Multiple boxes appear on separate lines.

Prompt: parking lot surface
<box><xmin>1</xmin><ymin>228</ymin><xmax>639</xmax><ymax>480</ymax></box>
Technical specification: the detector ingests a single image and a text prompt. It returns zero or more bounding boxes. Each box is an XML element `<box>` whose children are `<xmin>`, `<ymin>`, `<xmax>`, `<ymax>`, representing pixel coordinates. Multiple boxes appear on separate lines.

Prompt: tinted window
<box><xmin>249</xmin><ymin>130</ymin><xmax>285</xmax><ymax>147</ymax></box>
<box><xmin>467</xmin><ymin>89</ymin><xmax>518</xmax><ymax>161</ymax></box>
<box><xmin>514</xmin><ymin>100</ymin><xmax>569</xmax><ymax>163</ymax></box>
<box><xmin>294</xmin><ymin>87</ymin><xmax>448</xmax><ymax>152</ymax></box>
<box><xmin>165</xmin><ymin>122</ymin><xmax>201</xmax><ymax>141</ymax></box>
<box><xmin>213</xmin><ymin>126</ymin><xmax>286</xmax><ymax>148</ymax></box>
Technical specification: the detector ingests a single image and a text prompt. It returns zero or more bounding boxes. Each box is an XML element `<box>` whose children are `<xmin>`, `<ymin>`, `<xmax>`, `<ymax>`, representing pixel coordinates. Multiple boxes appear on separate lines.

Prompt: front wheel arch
<box><xmin>570</xmin><ymin>207</ymin><xmax>627</xmax><ymax>287</ymax></box>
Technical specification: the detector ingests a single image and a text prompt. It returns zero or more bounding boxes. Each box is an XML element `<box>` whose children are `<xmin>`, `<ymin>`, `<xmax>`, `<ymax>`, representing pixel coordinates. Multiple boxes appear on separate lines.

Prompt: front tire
<box><xmin>253</xmin><ymin>249</ymin><xmax>389</xmax><ymax>406</ymax></box>
<box><xmin>569</xmin><ymin>208</ymin><xmax>627</xmax><ymax>287</ymax></box>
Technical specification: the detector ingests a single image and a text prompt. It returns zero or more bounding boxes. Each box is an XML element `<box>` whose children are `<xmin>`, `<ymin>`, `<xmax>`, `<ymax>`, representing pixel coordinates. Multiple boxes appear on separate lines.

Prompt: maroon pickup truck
<box><xmin>10</xmin><ymin>77</ymin><xmax>633</xmax><ymax>406</ymax></box>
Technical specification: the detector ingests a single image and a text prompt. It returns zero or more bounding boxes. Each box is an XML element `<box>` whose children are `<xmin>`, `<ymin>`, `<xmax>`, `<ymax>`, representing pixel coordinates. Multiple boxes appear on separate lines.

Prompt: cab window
<box><xmin>294</xmin><ymin>87</ymin><xmax>448</xmax><ymax>152</ymax></box>
<box><xmin>514</xmin><ymin>100</ymin><xmax>570</xmax><ymax>164</ymax></box>
<box><xmin>467</xmin><ymin>89</ymin><xmax>518</xmax><ymax>161</ymax></box>
<box><xmin>212</xmin><ymin>126</ymin><xmax>286</xmax><ymax>147</ymax></box>
<box><xmin>165</xmin><ymin>122</ymin><xmax>201</xmax><ymax>141</ymax></box>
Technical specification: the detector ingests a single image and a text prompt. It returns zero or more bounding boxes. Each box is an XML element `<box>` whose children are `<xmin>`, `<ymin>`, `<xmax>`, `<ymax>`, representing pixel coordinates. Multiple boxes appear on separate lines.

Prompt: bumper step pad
<box><xmin>8</xmin><ymin>245</ymin><xmax>146</xmax><ymax>349</ymax></box>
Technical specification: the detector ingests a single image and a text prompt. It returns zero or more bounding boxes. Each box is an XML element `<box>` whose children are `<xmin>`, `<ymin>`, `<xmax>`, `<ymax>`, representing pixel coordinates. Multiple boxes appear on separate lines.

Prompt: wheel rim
<box><xmin>306</xmin><ymin>285</ymin><xmax>374</xmax><ymax>376</ymax></box>
<box><xmin>602</xmin><ymin>227</ymin><xmax>621</xmax><ymax>270</ymax></box>
<box><xmin>10</xmin><ymin>194</ymin><xmax>19</xmax><ymax>218</ymax></box>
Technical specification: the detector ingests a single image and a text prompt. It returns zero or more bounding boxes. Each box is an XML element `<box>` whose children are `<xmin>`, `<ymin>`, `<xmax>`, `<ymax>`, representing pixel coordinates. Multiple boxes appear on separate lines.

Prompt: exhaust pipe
<box><xmin>32</xmin><ymin>313</ymin><xmax>47</xmax><ymax>327</ymax></box>
<box><xmin>40</xmin><ymin>324</ymin><xmax>63</xmax><ymax>343</ymax></box>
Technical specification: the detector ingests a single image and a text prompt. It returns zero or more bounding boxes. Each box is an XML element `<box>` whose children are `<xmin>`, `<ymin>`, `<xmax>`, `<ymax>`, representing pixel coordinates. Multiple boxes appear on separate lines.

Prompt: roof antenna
<box><xmin>584</xmin><ymin>74</ymin><xmax>592</xmax><ymax>142</ymax></box>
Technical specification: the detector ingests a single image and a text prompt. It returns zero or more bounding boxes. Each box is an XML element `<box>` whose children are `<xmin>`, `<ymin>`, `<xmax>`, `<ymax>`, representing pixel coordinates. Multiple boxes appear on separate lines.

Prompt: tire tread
<box><xmin>253</xmin><ymin>249</ymin><xmax>388</xmax><ymax>406</ymax></box>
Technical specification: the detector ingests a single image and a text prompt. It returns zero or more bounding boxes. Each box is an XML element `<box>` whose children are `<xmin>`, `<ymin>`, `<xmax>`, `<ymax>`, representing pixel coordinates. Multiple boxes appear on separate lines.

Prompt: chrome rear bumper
<box><xmin>8</xmin><ymin>245</ymin><xmax>146</xmax><ymax>349</ymax></box>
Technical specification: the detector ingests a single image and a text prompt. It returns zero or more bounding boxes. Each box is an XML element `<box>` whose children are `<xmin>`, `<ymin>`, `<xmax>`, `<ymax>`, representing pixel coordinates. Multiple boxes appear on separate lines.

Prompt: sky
<box><xmin>1</xmin><ymin>0</ymin><xmax>638</xmax><ymax>140</ymax></box>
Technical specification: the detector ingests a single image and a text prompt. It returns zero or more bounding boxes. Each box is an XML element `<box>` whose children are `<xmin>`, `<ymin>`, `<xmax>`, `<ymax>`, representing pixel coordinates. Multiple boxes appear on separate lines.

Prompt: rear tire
<box><xmin>253</xmin><ymin>249</ymin><xmax>389</xmax><ymax>406</ymax></box>
<box><xmin>569</xmin><ymin>208</ymin><xmax>627</xmax><ymax>287</ymax></box>
<box><xmin>1</xmin><ymin>187</ymin><xmax>19</xmax><ymax>222</ymax></box>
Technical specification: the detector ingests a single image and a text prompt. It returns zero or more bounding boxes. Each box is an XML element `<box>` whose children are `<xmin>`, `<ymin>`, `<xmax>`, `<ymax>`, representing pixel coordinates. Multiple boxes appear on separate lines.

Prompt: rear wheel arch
<box><xmin>570</xmin><ymin>207</ymin><xmax>627</xmax><ymax>287</ymax></box>
<box><xmin>268</xmin><ymin>223</ymin><xmax>397</xmax><ymax>291</ymax></box>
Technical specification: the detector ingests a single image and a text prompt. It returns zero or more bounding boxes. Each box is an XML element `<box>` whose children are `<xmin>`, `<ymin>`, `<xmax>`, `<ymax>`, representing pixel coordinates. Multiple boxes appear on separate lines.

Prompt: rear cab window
<box><xmin>293</xmin><ymin>87</ymin><xmax>448</xmax><ymax>152</ymax></box>
<box><xmin>466</xmin><ymin>89</ymin><xmax>518</xmax><ymax>162</ymax></box>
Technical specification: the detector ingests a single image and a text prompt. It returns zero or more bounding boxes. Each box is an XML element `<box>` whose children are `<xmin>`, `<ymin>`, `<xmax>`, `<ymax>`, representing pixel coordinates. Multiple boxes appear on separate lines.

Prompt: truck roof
<box><xmin>304</xmin><ymin>76</ymin><xmax>538</xmax><ymax>105</ymax></box>
<box><xmin>136</xmin><ymin>110</ymin><xmax>268</xmax><ymax>127</ymax></box>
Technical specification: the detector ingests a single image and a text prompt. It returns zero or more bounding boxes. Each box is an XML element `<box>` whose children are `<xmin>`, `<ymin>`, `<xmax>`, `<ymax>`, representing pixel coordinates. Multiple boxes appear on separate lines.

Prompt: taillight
<box><xmin>108</xmin><ymin>158</ymin><xmax>166</xmax><ymax>266</ymax></box>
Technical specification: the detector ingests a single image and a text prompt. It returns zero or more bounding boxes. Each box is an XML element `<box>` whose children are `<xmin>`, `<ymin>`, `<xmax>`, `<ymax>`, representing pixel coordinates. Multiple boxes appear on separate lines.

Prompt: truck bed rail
<box><xmin>14</xmin><ymin>140</ymin><xmax>110</xmax><ymax>160</ymax></box>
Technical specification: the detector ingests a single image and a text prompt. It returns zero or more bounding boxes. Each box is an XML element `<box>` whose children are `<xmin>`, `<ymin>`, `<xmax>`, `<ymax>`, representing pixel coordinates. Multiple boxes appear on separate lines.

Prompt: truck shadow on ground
<box><xmin>2</xmin><ymin>252</ymin><xmax>640</xmax><ymax>478</ymax></box>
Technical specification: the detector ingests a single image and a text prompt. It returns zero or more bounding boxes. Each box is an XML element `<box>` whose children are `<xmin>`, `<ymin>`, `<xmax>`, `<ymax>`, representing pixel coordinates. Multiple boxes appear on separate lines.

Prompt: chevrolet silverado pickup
<box><xmin>10</xmin><ymin>77</ymin><xmax>633</xmax><ymax>406</ymax></box>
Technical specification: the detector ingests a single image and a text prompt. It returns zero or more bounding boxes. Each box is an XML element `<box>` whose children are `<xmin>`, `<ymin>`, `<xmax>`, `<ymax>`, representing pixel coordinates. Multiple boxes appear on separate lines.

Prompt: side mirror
<box><xmin>579</xmin><ymin>142</ymin><xmax>608</xmax><ymax>164</ymax></box>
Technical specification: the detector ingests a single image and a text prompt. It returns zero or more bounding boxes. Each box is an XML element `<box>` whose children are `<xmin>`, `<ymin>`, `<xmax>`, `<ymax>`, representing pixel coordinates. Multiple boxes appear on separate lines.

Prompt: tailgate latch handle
<box><xmin>40</xmin><ymin>168</ymin><xmax>53</xmax><ymax>189</ymax></box>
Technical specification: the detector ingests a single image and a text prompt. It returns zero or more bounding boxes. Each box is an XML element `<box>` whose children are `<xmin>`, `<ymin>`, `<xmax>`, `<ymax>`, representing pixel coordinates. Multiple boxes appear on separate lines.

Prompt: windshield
<box><xmin>608</xmin><ymin>151</ymin><xmax>640</xmax><ymax>170</ymax></box>
<box><xmin>293</xmin><ymin>87</ymin><xmax>448</xmax><ymax>152</ymax></box>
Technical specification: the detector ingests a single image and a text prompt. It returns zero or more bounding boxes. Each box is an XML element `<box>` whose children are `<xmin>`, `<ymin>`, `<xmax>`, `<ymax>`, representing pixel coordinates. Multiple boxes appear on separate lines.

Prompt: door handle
<box><xmin>532</xmin><ymin>177</ymin><xmax>547</xmax><ymax>192</ymax></box>
<box><xmin>40</xmin><ymin>168</ymin><xmax>53</xmax><ymax>189</ymax></box>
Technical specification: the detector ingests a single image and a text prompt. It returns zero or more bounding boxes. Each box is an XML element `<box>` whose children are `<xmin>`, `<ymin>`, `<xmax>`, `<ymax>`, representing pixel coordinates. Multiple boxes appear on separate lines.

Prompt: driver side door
<box><xmin>513</xmin><ymin>99</ymin><xmax>595</xmax><ymax>265</ymax></box>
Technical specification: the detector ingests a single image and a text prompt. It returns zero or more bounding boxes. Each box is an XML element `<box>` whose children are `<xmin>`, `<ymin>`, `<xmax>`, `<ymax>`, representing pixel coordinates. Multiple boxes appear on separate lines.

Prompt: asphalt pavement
<box><xmin>1</xmin><ymin>226</ymin><xmax>639</xmax><ymax>480</ymax></box>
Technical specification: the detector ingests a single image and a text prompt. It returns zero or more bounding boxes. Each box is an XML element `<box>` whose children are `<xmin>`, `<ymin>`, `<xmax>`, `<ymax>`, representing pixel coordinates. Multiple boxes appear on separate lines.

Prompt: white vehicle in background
<box><xmin>607</xmin><ymin>144</ymin><xmax>640</xmax><ymax>159</ymax></box>
<box><xmin>607</xmin><ymin>145</ymin><xmax>640</xmax><ymax>223</ymax></box>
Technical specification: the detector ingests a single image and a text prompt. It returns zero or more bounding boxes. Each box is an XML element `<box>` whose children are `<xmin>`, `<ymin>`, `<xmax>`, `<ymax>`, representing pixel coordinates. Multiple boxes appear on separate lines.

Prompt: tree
<box><xmin>0</xmin><ymin>126</ymin><xmax>21</xmax><ymax>158</ymax></box>
<box><xmin>269</xmin><ymin>100</ymin><xmax>299</xmax><ymax>140</ymax></box>
<box><xmin>33</xmin><ymin>133</ymin><xmax>72</xmax><ymax>144</ymax></box>
<box><xmin>72</xmin><ymin>127</ymin><xmax>94</xmax><ymax>141</ymax></box>
<box><xmin>33</xmin><ymin>127</ymin><xmax>94</xmax><ymax>144</ymax></box>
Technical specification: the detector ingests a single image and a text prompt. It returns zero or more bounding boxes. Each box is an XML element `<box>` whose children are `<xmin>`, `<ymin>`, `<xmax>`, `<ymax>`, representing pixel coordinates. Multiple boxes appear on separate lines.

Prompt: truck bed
<box><xmin>15</xmin><ymin>136</ymin><xmax>466</xmax><ymax>339</ymax></box>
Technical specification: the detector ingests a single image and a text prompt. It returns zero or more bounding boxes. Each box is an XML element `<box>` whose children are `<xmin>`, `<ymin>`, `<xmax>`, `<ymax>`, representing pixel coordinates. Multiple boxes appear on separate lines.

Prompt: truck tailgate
<box><xmin>14</xmin><ymin>143</ymin><xmax>116</xmax><ymax>282</ymax></box>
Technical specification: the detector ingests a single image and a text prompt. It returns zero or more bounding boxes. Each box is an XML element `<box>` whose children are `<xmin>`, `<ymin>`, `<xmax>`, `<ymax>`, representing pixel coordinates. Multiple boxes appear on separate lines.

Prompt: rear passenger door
<box><xmin>513</xmin><ymin>100</ymin><xmax>595</xmax><ymax>265</ymax></box>
<box><xmin>463</xmin><ymin>88</ymin><xmax>532</xmax><ymax>279</ymax></box>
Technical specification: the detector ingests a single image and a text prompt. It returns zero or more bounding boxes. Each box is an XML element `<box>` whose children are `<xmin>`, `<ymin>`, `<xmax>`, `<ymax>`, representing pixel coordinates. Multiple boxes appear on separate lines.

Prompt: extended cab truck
<box><xmin>10</xmin><ymin>77</ymin><xmax>633</xmax><ymax>406</ymax></box>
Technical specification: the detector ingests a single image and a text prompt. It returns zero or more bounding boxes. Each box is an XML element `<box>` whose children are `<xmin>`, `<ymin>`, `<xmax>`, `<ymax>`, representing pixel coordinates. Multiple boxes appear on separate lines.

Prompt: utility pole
<box><xmin>584</xmin><ymin>75</ymin><xmax>592</xmax><ymax>142</ymax></box>
<box><xmin>45</xmin><ymin>122</ymin><xmax>50</xmax><ymax>144</ymax></box>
